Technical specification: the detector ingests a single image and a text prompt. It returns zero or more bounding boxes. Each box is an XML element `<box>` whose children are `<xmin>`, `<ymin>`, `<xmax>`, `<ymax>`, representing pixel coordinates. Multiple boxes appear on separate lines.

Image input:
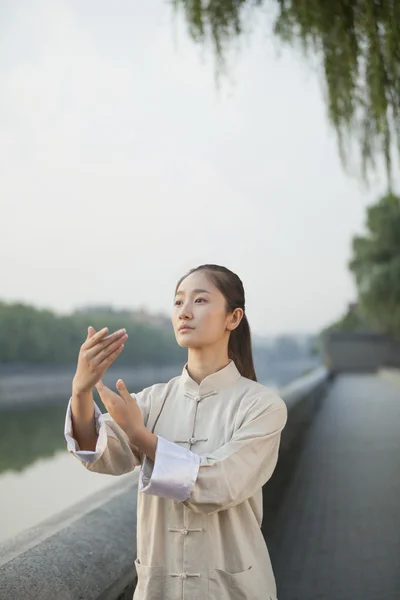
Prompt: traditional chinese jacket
<box><xmin>65</xmin><ymin>360</ymin><xmax>287</xmax><ymax>600</ymax></box>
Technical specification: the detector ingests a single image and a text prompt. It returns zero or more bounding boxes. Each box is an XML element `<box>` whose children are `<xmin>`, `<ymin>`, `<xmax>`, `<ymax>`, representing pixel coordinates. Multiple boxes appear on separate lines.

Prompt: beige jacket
<box><xmin>65</xmin><ymin>360</ymin><xmax>287</xmax><ymax>600</ymax></box>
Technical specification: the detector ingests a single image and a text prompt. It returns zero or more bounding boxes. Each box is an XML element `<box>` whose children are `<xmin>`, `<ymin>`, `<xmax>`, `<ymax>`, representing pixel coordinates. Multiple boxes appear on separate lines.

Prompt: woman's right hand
<box><xmin>72</xmin><ymin>326</ymin><xmax>128</xmax><ymax>395</ymax></box>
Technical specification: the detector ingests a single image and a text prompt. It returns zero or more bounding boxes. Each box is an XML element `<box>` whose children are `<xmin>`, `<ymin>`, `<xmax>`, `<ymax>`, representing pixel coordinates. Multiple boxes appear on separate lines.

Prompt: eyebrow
<box><xmin>175</xmin><ymin>288</ymin><xmax>211</xmax><ymax>296</ymax></box>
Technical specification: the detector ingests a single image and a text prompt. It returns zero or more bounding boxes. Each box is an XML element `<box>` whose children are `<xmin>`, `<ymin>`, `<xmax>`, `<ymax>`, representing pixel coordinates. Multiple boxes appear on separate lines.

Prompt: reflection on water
<box><xmin>0</xmin><ymin>400</ymin><xmax>69</xmax><ymax>475</ymax></box>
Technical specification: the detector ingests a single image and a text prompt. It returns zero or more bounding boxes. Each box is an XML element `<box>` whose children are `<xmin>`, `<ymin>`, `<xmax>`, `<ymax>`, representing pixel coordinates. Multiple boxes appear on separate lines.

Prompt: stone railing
<box><xmin>0</xmin><ymin>367</ymin><xmax>330</xmax><ymax>600</ymax></box>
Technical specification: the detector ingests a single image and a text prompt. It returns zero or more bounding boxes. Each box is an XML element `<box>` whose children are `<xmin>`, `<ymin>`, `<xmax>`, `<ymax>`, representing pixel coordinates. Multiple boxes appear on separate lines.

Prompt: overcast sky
<box><xmin>0</xmin><ymin>0</ymin><xmax>393</xmax><ymax>336</ymax></box>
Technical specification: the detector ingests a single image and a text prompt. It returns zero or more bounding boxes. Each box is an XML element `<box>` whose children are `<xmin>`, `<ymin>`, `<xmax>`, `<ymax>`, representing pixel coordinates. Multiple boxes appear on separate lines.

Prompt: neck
<box><xmin>186</xmin><ymin>343</ymin><xmax>230</xmax><ymax>385</ymax></box>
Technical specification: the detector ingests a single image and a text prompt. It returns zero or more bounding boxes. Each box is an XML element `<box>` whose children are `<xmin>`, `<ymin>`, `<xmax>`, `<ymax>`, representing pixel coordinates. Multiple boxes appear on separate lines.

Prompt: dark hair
<box><xmin>175</xmin><ymin>264</ymin><xmax>257</xmax><ymax>381</ymax></box>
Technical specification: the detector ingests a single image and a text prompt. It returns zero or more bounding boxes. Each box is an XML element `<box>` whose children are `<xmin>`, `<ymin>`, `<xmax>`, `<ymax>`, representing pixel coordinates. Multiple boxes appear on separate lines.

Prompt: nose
<box><xmin>178</xmin><ymin>300</ymin><xmax>193</xmax><ymax>321</ymax></box>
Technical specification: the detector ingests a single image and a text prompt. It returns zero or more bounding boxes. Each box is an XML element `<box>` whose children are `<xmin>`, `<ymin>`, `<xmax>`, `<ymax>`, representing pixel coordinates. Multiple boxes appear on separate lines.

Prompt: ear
<box><xmin>227</xmin><ymin>308</ymin><xmax>244</xmax><ymax>331</ymax></box>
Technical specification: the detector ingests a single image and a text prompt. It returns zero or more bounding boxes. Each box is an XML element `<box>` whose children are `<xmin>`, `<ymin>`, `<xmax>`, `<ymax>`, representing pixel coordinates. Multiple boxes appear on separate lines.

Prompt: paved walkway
<box><xmin>269</xmin><ymin>374</ymin><xmax>400</xmax><ymax>600</ymax></box>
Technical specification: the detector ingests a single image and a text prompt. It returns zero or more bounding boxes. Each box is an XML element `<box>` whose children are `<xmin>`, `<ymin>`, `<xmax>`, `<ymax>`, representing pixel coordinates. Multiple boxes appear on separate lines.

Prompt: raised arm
<box><xmin>70</xmin><ymin>325</ymin><xmax>128</xmax><ymax>451</ymax></box>
<box><xmin>65</xmin><ymin>325</ymin><xmax>150</xmax><ymax>476</ymax></box>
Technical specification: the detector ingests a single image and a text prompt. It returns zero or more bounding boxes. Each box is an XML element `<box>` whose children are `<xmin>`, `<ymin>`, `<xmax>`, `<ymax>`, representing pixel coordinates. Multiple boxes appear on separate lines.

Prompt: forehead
<box><xmin>176</xmin><ymin>270</ymin><xmax>216</xmax><ymax>294</ymax></box>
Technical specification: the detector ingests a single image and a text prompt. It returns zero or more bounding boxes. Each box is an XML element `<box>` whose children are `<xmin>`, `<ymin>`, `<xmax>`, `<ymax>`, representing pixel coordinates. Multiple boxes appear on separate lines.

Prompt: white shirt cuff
<box><xmin>140</xmin><ymin>436</ymin><xmax>200</xmax><ymax>501</ymax></box>
<box><xmin>64</xmin><ymin>397</ymin><xmax>108</xmax><ymax>463</ymax></box>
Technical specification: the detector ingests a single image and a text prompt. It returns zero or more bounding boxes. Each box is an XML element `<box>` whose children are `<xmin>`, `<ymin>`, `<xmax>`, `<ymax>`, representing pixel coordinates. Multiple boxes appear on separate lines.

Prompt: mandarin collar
<box><xmin>180</xmin><ymin>359</ymin><xmax>241</xmax><ymax>397</ymax></box>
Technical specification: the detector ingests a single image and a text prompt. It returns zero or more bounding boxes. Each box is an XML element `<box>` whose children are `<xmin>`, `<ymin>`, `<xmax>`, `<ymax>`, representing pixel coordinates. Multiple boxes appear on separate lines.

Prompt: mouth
<box><xmin>178</xmin><ymin>325</ymin><xmax>194</xmax><ymax>332</ymax></box>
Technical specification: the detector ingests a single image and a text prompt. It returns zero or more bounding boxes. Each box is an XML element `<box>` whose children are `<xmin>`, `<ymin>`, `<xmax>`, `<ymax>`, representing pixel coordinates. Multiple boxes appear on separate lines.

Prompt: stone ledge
<box><xmin>0</xmin><ymin>477</ymin><xmax>139</xmax><ymax>600</ymax></box>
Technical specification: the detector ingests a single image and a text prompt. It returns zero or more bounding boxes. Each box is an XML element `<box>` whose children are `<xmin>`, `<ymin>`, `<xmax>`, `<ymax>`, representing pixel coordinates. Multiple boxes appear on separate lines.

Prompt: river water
<box><xmin>0</xmin><ymin>358</ymin><xmax>319</xmax><ymax>545</ymax></box>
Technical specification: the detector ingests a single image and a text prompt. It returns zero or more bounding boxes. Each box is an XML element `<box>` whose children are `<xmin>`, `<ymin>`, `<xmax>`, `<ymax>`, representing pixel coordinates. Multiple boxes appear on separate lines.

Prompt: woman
<box><xmin>65</xmin><ymin>264</ymin><xmax>287</xmax><ymax>600</ymax></box>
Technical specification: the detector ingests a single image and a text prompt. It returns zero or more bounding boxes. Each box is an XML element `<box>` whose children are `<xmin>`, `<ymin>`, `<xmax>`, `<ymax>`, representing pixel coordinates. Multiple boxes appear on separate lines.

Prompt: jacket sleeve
<box><xmin>140</xmin><ymin>391</ymin><xmax>287</xmax><ymax>514</ymax></box>
<box><xmin>64</xmin><ymin>387</ymin><xmax>153</xmax><ymax>476</ymax></box>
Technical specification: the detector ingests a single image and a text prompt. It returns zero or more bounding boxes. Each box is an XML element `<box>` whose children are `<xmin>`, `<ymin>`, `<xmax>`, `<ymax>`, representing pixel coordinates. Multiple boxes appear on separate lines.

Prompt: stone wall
<box><xmin>324</xmin><ymin>331</ymin><xmax>400</xmax><ymax>372</ymax></box>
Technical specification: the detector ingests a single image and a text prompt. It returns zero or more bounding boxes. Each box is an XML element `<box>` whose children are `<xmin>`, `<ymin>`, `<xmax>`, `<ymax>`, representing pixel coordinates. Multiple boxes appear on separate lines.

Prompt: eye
<box><xmin>174</xmin><ymin>300</ymin><xmax>182</xmax><ymax>306</ymax></box>
<box><xmin>195</xmin><ymin>297</ymin><xmax>206</xmax><ymax>303</ymax></box>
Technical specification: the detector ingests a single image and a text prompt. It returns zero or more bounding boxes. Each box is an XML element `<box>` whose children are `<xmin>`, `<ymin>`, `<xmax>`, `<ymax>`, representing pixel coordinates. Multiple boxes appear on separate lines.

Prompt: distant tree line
<box><xmin>323</xmin><ymin>193</ymin><xmax>400</xmax><ymax>341</ymax></box>
<box><xmin>0</xmin><ymin>302</ymin><xmax>186</xmax><ymax>366</ymax></box>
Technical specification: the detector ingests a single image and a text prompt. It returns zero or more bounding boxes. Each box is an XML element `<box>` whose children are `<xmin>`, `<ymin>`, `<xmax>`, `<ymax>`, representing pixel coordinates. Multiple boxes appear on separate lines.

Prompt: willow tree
<box><xmin>173</xmin><ymin>0</ymin><xmax>400</xmax><ymax>184</ymax></box>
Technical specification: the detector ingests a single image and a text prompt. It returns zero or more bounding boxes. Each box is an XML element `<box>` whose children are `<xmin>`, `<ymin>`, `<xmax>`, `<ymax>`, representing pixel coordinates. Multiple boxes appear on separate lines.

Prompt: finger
<box><xmin>95</xmin><ymin>380</ymin><xmax>114</xmax><ymax>409</ymax></box>
<box><xmin>98</xmin><ymin>343</ymin><xmax>125</xmax><ymax>370</ymax></box>
<box><xmin>87</xmin><ymin>328</ymin><xmax>127</xmax><ymax>357</ymax></box>
<box><xmin>92</xmin><ymin>333</ymin><xmax>128</xmax><ymax>365</ymax></box>
<box><xmin>116</xmin><ymin>379</ymin><xmax>134</xmax><ymax>404</ymax></box>
<box><xmin>95</xmin><ymin>379</ymin><xmax>105</xmax><ymax>392</ymax></box>
<box><xmin>85</xmin><ymin>327</ymin><xmax>110</xmax><ymax>350</ymax></box>
<box><xmin>86</xmin><ymin>326</ymin><xmax>96</xmax><ymax>340</ymax></box>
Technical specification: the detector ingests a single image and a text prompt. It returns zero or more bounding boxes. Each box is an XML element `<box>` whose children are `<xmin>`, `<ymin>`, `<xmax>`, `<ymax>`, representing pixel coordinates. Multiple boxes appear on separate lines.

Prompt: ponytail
<box><xmin>228</xmin><ymin>313</ymin><xmax>257</xmax><ymax>381</ymax></box>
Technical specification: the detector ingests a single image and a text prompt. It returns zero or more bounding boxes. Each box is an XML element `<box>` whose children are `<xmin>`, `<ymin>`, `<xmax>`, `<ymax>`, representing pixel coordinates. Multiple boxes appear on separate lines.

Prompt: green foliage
<box><xmin>349</xmin><ymin>193</ymin><xmax>400</xmax><ymax>338</ymax></box>
<box><xmin>0</xmin><ymin>301</ymin><xmax>185</xmax><ymax>366</ymax></box>
<box><xmin>173</xmin><ymin>0</ymin><xmax>400</xmax><ymax>182</ymax></box>
<box><xmin>322</xmin><ymin>303</ymin><xmax>374</xmax><ymax>337</ymax></box>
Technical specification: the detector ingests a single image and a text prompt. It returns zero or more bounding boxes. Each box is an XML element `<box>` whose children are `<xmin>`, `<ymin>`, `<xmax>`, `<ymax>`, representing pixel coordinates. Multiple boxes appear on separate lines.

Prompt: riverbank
<box><xmin>0</xmin><ymin>358</ymin><xmax>320</xmax><ymax>408</ymax></box>
<box><xmin>0</xmin><ymin>364</ymin><xmax>181</xmax><ymax>408</ymax></box>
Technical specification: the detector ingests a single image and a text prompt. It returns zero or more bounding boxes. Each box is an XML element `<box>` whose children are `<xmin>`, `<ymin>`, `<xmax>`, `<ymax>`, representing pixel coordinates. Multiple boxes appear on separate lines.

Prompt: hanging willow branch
<box><xmin>173</xmin><ymin>0</ymin><xmax>400</xmax><ymax>184</ymax></box>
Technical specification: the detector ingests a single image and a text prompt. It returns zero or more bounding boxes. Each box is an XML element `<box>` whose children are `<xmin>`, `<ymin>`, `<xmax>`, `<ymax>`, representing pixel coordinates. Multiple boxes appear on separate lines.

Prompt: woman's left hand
<box><xmin>95</xmin><ymin>378</ymin><xmax>144</xmax><ymax>443</ymax></box>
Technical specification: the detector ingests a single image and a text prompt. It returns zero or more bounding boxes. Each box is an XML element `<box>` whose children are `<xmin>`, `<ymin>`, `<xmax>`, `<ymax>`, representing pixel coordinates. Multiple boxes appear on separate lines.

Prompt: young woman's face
<box><xmin>172</xmin><ymin>270</ymin><xmax>231</xmax><ymax>349</ymax></box>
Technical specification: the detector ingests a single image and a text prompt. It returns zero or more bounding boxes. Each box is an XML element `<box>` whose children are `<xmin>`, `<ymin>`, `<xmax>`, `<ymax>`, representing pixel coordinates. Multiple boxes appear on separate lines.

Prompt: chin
<box><xmin>176</xmin><ymin>335</ymin><xmax>194</xmax><ymax>348</ymax></box>
<box><xmin>176</xmin><ymin>330</ymin><xmax>201</xmax><ymax>348</ymax></box>
<box><xmin>177</xmin><ymin>339</ymin><xmax>191</xmax><ymax>348</ymax></box>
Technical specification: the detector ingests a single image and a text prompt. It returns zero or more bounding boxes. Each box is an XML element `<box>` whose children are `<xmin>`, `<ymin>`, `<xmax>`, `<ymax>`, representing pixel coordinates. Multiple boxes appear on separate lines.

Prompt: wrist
<box><xmin>129</xmin><ymin>426</ymin><xmax>149</xmax><ymax>447</ymax></box>
<box><xmin>72</xmin><ymin>384</ymin><xmax>92</xmax><ymax>399</ymax></box>
<box><xmin>130</xmin><ymin>428</ymin><xmax>158</xmax><ymax>462</ymax></box>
